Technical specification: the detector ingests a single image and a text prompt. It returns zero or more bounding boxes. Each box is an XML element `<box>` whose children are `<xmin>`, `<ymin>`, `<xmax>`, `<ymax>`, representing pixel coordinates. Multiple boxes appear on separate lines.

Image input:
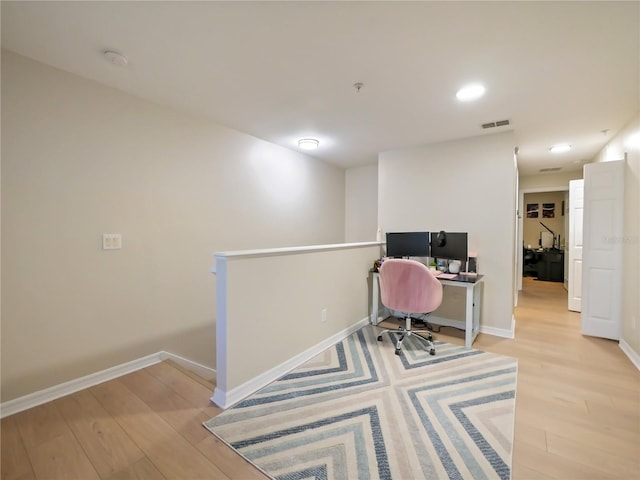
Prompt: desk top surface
<box><xmin>438</xmin><ymin>273</ymin><xmax>484</xmax><ymax>284</ymax></box>
<box><xmin>371</xmin><ymin>269</ymin><xmax>483</xmax><ymax>284</ymax></box>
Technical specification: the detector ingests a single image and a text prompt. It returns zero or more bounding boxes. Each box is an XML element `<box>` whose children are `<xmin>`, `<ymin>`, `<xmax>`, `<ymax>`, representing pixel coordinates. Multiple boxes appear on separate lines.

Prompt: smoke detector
<box><xmin>103</xmin><ymin>50</ymin><xmax>128</xmax><ymax>67</ymax></box>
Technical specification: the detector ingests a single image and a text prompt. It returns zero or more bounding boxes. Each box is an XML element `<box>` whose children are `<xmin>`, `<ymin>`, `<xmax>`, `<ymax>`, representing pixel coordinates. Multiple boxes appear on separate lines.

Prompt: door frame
<box><xmin>517</xmin><ymin>186</ymin><xmax>569</xmax><ymax>291</ymax></box>
<box><xmin>568</xmin><ymin>179</ymin><xmax>584</xmax><ymax>311</ymax></box>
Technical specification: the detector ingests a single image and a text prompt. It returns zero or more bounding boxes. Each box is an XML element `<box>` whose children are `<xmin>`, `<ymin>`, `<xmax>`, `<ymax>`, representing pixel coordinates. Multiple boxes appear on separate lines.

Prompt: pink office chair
<box><xmin>377</xmin><ymin>258</ymin><xmax>443</xmax><ymax>356</ymax></box>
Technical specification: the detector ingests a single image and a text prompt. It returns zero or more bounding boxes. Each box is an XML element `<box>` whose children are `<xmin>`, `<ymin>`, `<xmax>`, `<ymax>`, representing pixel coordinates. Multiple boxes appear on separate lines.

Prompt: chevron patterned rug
<box><xmin>204</xmin><ymin>326</ymin><xmax>517</xmax><ymax>480</ymax></box>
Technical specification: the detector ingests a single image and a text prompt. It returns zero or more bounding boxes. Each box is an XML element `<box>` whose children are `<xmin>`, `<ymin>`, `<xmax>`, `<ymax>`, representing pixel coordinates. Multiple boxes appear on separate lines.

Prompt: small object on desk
<box><xmin>448</xmin><ymin>260</ymin><xmax>461</xmax><ymax>274</ymax></box>
<box><xmin>437</xmin><ymin>273</ymin><xmax>457</xmax><ymax>279</ymax></box>
<box><xmin>459</xmin><ymin>271</ymin><xmax>478</xmax><ymax>277</ymax></box>
<box><xmin>430</xmin><ymin>270</ymin><xmax>442</xmax><ymax>277</ymax></box>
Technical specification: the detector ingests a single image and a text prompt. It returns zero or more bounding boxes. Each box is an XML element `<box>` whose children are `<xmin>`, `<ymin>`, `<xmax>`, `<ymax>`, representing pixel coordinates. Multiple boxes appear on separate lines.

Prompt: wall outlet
<box><xmin>321</xmin><ymin>308</ymin><xmax>327</xmax><ymax>323</ymax></box>
<box><xmin>103</xmin><ymin>233</ymin><xmax>122</xmax><ymax>250</ymax></box>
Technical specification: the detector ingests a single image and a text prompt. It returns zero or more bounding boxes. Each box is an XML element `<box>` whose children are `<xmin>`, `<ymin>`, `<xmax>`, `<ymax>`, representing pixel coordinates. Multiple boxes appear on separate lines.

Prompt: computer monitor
<box><xmin>385</xmin><ymin>232</ymin><xmax>430</xmax><ymax>258</ymax></box>
<box><xmin>430</xmin><ymin>231</ymin><xmax>468</xmax><ymax>261</ymax></box>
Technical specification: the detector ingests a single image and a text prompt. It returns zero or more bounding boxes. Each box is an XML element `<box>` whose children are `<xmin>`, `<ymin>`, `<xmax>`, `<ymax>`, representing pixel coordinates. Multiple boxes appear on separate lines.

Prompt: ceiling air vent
<box><xmin>481</xmin><ymin>119</ymin><xmax>510</xmax><ymax>129</ymax></box>
<box><xmin>539</xmin><ymin>167</ymin><xmax>562</xmax><ymax>172</ymax></box>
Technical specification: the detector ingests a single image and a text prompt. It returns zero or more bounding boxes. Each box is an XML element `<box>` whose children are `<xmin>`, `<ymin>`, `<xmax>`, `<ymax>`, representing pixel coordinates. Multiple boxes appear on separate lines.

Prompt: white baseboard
<box><xmin>160</xmin><ymin>351</ymin><xmax>216</xmax><ymax>381</ymax></box>
<box><xmin>480</xmin><ymin>316</ymin><xmax>516</xmax><ymax>339</ymax></box>
<box><xmin>0</xmin><ymin>351</ymin><xmax>216</xmax><ymax>419</ymax></box>
<box><xmin>619</xmin><ymin>339</ymin><xmax>640</xmax><ymax>371</ymax></box>
<box><xmin>211</xmin><ymin>316</ymin><xmax>371</xmax><ymax>409</ymax></box>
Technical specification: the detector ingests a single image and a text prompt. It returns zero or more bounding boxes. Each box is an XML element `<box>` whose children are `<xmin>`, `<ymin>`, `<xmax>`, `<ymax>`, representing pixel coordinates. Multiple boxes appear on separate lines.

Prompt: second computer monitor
<box><xmin>430</xmin><ymin>231</ymin><xmax>468</xmax><ymax>261</ymax></box>
<box><xmin>386</xmin><ymin>232</ymin><xmax>430</xmax><ymax>258</ymax></box>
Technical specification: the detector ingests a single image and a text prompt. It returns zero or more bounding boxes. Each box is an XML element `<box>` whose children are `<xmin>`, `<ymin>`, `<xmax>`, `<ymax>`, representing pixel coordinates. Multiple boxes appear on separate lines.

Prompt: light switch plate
<box><xmin>103</xmin><ymin>233</ymin><xmax>122</xmax><ymax>250</ymax></box>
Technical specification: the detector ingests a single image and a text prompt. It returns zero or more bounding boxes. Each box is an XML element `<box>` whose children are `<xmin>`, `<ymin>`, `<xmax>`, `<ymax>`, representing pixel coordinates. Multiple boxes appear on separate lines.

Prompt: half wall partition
<box><xmin>211</xmin><ymin>242</ymin><xmax>382</xmax><ymax>408</ymax></box>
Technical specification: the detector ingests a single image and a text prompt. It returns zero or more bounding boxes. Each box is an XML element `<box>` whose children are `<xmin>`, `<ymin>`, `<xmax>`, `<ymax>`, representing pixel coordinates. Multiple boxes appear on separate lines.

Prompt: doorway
<box><xmin>517</xmin><ymin>187</ymin><xmax>569</xmax><ymax>296</ymax></box>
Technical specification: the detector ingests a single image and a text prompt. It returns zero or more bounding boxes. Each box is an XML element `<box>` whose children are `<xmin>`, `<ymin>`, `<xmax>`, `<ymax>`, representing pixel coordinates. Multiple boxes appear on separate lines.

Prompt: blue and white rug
<box><xmin>204</xmin><ymin>326</ymin><xmax>517</xmax><ymax>480</ymax></box>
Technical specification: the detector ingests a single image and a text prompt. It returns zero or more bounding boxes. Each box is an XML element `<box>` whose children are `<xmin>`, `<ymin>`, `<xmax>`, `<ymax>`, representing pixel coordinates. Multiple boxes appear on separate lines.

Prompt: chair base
<box><xmin>377</xmin><ymin>316</ymin><xmax>436</xmax><ymax>356</ymax></box>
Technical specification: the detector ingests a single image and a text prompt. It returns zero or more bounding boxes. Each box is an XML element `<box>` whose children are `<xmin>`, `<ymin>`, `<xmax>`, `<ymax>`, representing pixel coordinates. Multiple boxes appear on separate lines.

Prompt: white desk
<box><xmin>370</xmin><ymin>271</ymin><xmax>483</xmax><ymax>348</ymax></box>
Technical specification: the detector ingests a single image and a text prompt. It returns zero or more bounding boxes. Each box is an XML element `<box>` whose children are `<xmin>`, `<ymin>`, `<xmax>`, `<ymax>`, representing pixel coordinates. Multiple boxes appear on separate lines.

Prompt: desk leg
<box><xmin>473</xmin><ymin>283</ymin><xmax>481</xmax><ymax>345</ymax></box>
<box><xmin>371</xmin><ymin>273</ymin><xmax>379</xmax><ymax>325</ymax></box>
<box><xmin>465</xmin><ymin>285</ymin><xmax>474</xmax><ymax>348</ymax></box>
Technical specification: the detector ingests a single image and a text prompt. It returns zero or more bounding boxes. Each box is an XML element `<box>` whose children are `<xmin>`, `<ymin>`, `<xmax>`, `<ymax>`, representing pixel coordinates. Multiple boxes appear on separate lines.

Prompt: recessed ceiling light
<box><xmin>103</xmin><ymin>50</ymin><xmax>128</xmax><ymax>67</ymax></box>
<box><xmin>456</xmin><ymin>83</ymin><xmax>486</xmax><ymax>102</ymax></box>
<box><xmin>549</xmin><ymin>144</ymin><xmax>572</xmax><ymax>154</ymax></box>
<box><xmin>298</xmin><ymin>138</ymin><xmax>319</xmax><ymax>150</ymax></box>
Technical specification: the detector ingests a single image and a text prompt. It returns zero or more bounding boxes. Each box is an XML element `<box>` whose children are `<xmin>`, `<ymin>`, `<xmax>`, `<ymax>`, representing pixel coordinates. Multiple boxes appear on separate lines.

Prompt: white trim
<box><xmin>1</xmin><ymin>353</ymin><xmax>163</xmax><ymax>418</ymax></box>
<box><xmin>214</xmin><ymin>241</ymin><xmax>382</xmax><ymax>260</ymax></box>
<box><xmin>0</xmin><ymin>350</ymin><xmax>217</xmax><ymax>419</ymax></box>
<box><xmin>480</xmin><ymin>316</ymin><xmax>516</xmax><ymax>339</ymax></box>
<box><xmin>211</xmin><ymin>316</ymin><xmax>370</xmax><ymax>409</ymax></box>
<box><xmin>619</xmin><ymin>339</ymin><xmax>640</xmax><ymax>371</ymax></box>
<box><xmin>212</xmin><ymin>242</ymin><xmax>382</xmax><ymax>273</ymax></box>
<box><xmin>160</xmin><ymin>351</ymin><xmax>217</xmax><ymax>382</ymax></box>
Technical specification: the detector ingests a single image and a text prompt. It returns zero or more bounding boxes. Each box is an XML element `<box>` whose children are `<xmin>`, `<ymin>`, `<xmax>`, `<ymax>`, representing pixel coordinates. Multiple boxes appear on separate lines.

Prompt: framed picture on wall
<box><xmin>526</xmin><ymin>203</ymin><xmax>539</xmax><ymax>218</ymax></box>
<box><xmin>542</xmin><ymin>203</ymin><xmax>555</xmax><ymax>218</ymax></box>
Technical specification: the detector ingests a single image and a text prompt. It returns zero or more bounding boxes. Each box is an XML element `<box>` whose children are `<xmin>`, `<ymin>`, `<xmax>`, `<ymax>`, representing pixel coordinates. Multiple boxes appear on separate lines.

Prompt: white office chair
<box><xmin>376</xmin><ymin>258</ymin><xmax>444</xmax><ymax>356</ymax></box>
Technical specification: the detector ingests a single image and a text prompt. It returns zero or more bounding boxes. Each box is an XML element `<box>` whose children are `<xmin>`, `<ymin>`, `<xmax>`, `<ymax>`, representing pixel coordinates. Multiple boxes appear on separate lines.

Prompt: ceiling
<box><xmin>2</xmin><ymin>1</ymin><xmax>638</xmax><ymax>175</ymax></box>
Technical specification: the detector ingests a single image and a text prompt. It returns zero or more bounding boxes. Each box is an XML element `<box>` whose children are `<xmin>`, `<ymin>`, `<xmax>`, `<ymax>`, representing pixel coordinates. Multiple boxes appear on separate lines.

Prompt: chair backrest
<box><xmin>379</xmin><ymin>259</ymin><xmax>443</xmax><ymax>313</ymax></box>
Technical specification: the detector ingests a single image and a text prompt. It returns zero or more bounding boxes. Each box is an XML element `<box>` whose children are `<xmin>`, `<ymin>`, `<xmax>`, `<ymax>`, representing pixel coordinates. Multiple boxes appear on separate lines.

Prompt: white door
<box><xmin>513</xmin><ymin>158</ymin><xmax>519</xmax><ymax>307</ymax></box>
<box><xmin>563</xmin><ymin>191</ymin><xmax>569</xmax><ymax>290</ymax></box>
<box><xmin>581</xmin><ymin>160</ymin><xmax>624</xmax><ymax>339</ymax></box>
<box><xmin>568</xmin><ymin>179</ymin><xmax>584</xmax><ymax>312</ymax></box>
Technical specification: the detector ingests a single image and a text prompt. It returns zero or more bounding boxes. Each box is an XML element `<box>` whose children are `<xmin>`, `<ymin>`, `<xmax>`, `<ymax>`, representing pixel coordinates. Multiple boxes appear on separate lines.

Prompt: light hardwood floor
<box><xmin>2</xmin><ymin>278</ymin><xmax>639</xmax><ymax>479</ymax></box>
<box><xmin>462</xmin><ymin>278</ymin><xmax>639</xmax><ymax>479</ymax></box>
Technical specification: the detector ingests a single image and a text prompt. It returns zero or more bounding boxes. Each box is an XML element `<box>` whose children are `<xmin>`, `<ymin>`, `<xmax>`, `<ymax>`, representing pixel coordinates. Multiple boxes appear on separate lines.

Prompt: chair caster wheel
<box><xmin>377</xmin><ymin>335</ymin><xmax>383</xmax><ymax>342</ymax></box>
<box><xmin>395</xmin><ymin>349</ymin><xmax>401</xmax><ymax>356</ymax></box>
<box><xmin>429</xmin><ymin>349</ymin><xmax>436</xmax><ymax>356</ymax></box>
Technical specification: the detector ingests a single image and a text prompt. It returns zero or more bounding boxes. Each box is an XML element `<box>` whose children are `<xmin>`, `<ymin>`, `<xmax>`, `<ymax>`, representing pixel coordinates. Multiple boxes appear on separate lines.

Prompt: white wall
<box><xmin>378</xmin><ymin>131</ymin><xmax>517</xmax><ymax>335</ymax></box>
<box><xmin>523</xmin><ymin>191</ymin><xmax>566</xmax><ymax>249</ymax></box>
<box><xmin>345</xmin><ymin>164</ymin><xmax>378</xmax><ymax>242</ymax></box>
<box><xmin>519</xmin><ymin>170</ymin><xmax>583</xmax><ymax>190</ymax></box>
<box><xmin>592</xmin><ymin>113</ymin><xmax>640</xmax><ymax>358</ymax></box>
<box><xmin>1</xmin><ymin>51</ymin><xmax>346</xmax><ymax>402</ymax></box>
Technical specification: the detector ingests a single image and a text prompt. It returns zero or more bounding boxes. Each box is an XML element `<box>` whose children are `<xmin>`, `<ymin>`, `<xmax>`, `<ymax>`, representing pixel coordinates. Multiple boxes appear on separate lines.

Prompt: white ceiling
<box><xmin>2</xmin><ymin>1</ymin><xmax>638</xmax><ymax>175</ymax></box>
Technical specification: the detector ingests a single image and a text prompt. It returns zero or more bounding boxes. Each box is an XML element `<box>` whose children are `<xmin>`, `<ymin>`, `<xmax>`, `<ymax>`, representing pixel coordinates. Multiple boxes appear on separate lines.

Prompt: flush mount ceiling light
<box><xmin>456</xmin><ymin>83</ymin><xmax>486</xmax><ymax>102</ymax></box>
<box><xmin>549</xmin><ymin>144</ymin><xmax>572</xmax><ymax>154</ymax></box>
<box><xmin>103</xmin><ymin>50</ymin><xmax>128</xmax><ymax>67</ymax></box>
<box><xmin>298</xmin><ymin>138</ymin><xmax>319</xmax><ymax>150</ymax></box>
